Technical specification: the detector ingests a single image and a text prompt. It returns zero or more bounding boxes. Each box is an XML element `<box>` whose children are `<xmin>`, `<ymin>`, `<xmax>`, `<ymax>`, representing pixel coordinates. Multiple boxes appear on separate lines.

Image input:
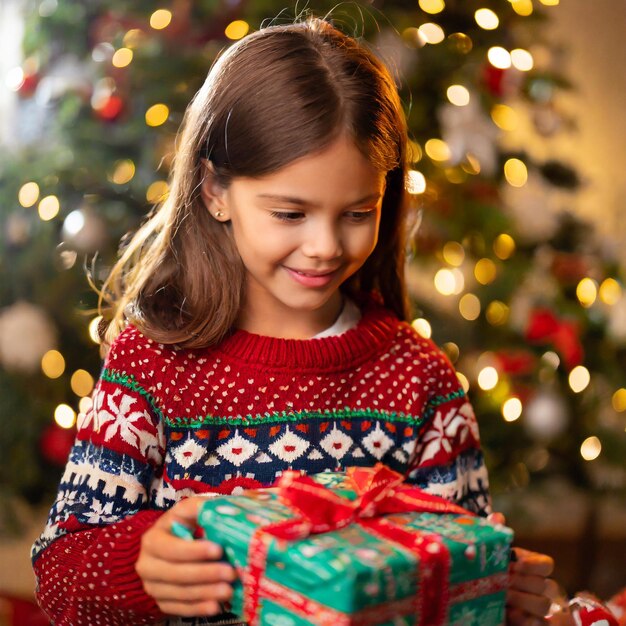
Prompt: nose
<box><xmin>301</xmin><ymin>220</ymin><xmax>343</xmax><ymax>260</ymax></box>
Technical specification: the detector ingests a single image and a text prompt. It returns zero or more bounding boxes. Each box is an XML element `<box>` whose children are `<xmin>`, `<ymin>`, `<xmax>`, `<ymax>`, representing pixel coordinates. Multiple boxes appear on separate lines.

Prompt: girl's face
<box><xmin>204</xmin><ymin>135</ymin><xmax>386</xmax><ymax>338</ymax></box>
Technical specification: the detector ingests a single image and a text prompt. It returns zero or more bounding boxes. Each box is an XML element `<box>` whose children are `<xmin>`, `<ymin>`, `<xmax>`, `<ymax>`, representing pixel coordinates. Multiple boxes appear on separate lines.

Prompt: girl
<box><xmin>32</xmin><ymin>16</ymin><xmax>554</xmax><ymax>626</ymax></box>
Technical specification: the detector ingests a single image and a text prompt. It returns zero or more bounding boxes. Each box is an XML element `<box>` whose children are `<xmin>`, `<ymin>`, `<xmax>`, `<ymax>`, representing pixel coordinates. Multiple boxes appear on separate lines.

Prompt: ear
<box><xmin>200</xmin><ymin>159</ymin><xmax>230</xmax><ymax>222</ymax></box>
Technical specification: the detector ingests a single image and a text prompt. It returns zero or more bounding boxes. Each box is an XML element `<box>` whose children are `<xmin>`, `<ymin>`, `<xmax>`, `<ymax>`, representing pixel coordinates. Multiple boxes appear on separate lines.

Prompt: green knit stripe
<box><xmin>423</xmin><ymin>387</ymin><xmax>467</xmax><ymax>420</ymax></box>
<box><xmin>164</xmin><ymin>389</ymin><xmax>466</xmax><ymax>429</ymax></box>
<box><xmin>101</xmin><ymin>367</ymin><xmax>466</xmax><ymax>430</ymax></box>
<box><xmin>101</xmin><ymin>368</ymin><xmax>164</xmax><ymax>420</ymax></box>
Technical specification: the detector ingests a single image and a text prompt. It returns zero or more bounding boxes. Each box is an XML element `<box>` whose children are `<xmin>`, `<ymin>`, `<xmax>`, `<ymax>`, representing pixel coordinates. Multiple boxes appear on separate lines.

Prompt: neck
<box><xmin>236</xmin><ymin>293</ymin><xmax>344</xmax><ymax>339</ymax></box>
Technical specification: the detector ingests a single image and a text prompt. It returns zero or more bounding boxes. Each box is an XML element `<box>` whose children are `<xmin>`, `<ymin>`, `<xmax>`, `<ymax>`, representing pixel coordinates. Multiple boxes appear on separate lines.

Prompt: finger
<box><xmin>510</xmin><ymin>572</ymin><xmax>549</xmax><ymax>596</ymax></box>
<box><xmin>139</xmin><ymin>558</ymin><xmax>237</xmax><ymax>585</ymax></box>
<box><xmin>159</xmin><ymin>599</ymin><xmax>223</xmax><ymax>618</ymax></box>
<box><xmin>507</xmin><ymin>606</ymin><xmax>546</xmax><ymax>626</ymax></box>
<box><xmin>144</xmin><ymin>526</ymin><xmax>224</xmax><ymax>561</ymax></box>
<box><xmin>147</xmin><ymin>581</ymin><xmax>234</xmax><ymax>603</ymax></box>
<box><xmin>508</xmin><ymin>588</ymin><xmax>552</xmax><ymax>620</ymax></box>
<box><xmin>512</xmin><ymin>548</ymin><xmax>555</xmax><ymax>577</ymax></box>
<box><xmin>488</xmin><ymin>511</ymin><xmax>507</xmax><ymax>525</ymax></box>
<box><xmin>164</xmin><ymin>496</ymin><xmax>208</xmax><ymax>526</ymax></box>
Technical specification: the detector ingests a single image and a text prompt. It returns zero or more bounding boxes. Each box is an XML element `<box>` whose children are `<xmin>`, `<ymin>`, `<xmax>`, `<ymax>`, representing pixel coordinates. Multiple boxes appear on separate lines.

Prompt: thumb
<box><xmin>165</xmin><ymin>496</ymin><xmax>208</xmax><ymax>527</ymax></box>
<box><xmin>487</xmin><ymin>511</ymin><xmax>507</xmax><ymax>525</ymax></box>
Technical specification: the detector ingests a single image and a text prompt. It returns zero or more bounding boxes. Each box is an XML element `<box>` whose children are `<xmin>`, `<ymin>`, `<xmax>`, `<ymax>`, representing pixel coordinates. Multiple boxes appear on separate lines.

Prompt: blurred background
<box><xmin>0</xmin><ymin>0</ymin><xmax>625</xmax><ymax>621</ymax></box>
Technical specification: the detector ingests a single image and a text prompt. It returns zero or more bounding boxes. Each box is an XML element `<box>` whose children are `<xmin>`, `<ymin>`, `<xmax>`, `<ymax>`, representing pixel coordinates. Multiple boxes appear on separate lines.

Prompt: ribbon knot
<box><xmin>266</xmin><ymin>463</ymin><xmax>471</xmax><ymax>541</ymax></box>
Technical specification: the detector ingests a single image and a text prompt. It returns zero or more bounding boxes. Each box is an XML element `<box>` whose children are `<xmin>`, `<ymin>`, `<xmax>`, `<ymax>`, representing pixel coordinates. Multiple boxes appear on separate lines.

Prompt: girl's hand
<box><xmin>488</xmin><ymin>512</ymin><xmax>557</xmax><ymax>626</ymax></box>
<box><xmin>135</xmin><ymin>497</ymin><xmax>238</xmax><ymax>618</ymax></box>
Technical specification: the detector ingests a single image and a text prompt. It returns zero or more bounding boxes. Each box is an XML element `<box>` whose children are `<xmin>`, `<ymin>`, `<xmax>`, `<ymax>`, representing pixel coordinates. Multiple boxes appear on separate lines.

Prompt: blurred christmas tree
<box><xmin>1</xmin><ymin>0</ymin><xmax>625</xmax><ymax>545</ymax></box>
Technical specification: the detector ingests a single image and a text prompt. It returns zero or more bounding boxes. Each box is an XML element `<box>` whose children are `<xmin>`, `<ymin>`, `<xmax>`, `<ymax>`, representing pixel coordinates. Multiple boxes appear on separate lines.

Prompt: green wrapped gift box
<box><xmin>196</xmin><ymin>464</ymin><xmax>513</xmax><ymax>626</ymax></box>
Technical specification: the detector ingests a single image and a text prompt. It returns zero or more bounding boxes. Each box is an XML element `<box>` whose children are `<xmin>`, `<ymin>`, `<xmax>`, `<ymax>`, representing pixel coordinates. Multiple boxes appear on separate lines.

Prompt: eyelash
<box><xmin>269</xmin><ymin>210</ymin><xmax>376</xmax><ymax>223</ymax></box>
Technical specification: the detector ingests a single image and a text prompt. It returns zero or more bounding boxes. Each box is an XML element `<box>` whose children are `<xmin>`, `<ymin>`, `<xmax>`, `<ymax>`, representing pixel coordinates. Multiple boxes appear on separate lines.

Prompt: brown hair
<box><xmin>99</xmin><ymin>16</ymin><xmax>410</xmax><ymax>350</ymax></box>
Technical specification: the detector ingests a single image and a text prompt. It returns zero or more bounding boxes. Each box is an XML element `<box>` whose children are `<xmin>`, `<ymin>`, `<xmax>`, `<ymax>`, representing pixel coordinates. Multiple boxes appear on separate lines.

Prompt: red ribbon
<box><xmin>242</xmin><ymin>464</ymin><xmax>476</xmax><ymax>626</ymax></box>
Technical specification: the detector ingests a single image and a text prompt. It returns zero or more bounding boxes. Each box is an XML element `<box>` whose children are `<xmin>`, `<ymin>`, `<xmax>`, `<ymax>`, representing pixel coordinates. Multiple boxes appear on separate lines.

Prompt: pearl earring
<box><xmin>214</xmin><ymin>210</ymin><xmax>224</xmax><ymax>219</ymax></box>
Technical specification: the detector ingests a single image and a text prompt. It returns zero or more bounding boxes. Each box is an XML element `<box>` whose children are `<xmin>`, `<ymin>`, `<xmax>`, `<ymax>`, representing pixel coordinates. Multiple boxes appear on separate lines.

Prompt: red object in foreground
<box><xmin>0</xmin><ymin>593</ymin><xmax>50</xmax><ymax>626</ymax></box>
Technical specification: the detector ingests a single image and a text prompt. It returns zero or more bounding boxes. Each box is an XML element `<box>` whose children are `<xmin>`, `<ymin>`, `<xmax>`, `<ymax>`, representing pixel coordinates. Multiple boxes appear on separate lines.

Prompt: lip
<box><xmin>284</xmin><ymin>266</ymin><xmax>339</xmax><ymax>287</ymax></box>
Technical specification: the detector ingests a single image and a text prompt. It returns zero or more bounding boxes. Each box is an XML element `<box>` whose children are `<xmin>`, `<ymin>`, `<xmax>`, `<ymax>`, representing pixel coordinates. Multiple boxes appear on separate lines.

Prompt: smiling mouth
<box><xmin>287</xmin><ymin>268</ymin><xmax>339</xmax><ymax>277</ymax></box>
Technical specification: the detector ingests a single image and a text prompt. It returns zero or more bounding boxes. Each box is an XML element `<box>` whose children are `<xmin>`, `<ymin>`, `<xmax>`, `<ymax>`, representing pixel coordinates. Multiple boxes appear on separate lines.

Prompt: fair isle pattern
<box><xmin>32</xmin><ymin>300</ymin><xmax>490</xmax><ymax>626</ymax></box>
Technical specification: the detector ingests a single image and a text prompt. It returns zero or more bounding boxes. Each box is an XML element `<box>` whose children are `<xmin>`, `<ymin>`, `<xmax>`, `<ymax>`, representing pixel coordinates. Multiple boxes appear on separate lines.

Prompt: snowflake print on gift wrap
<box><xmin>451</xmin><ymin>606</ymin><xmax>478</xmax><ymax>626</ymax></box>
<box><xmin>319</xmin><ymin>424</ymin><xmax>353</xmax><ymax>460</ymax></box>
<box><xmin>216</xmin><ymin>430</ymin><xmax>258</xmax><ymax>466</ymax></box>
<box><xmin>268</xmin><ymin>426</ymin><xmax>310</xmax><ymax>463</ymax></box>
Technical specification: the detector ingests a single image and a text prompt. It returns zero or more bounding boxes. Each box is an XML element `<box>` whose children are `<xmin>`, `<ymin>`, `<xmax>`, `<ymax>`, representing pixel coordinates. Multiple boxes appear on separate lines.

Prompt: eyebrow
<box><xmin>256</xmin><ymin>192</ymin><xmax>383</xmax><ymax>207</ymax></box>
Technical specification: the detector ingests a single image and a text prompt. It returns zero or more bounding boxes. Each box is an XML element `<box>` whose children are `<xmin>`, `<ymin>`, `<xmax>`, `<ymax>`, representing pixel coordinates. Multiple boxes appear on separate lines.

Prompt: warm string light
<box><xmin>54</xmin><ymin>404</ymin><xmax>76</xmax><ymax>429</ymax></box>
<box><xmin>145</xmin><ymin>103</ymin><xmax>169</xmax><ymax>127</ymax></box>
<box><xmin>612</xmin><ymin>388</ymin><xmax>626</xmax><ymax>412</ymax></box>
<box><xmin>225</xmin><ymin>20</ymin><xmax>250</xmax><ymax>40</ymax></box>
<box><xmin>434</xmin><ymin>268</ymin><xmax>464</xmax><ymax>295</ymax></box>
<box><xmin>474</xmin><ymin>258</ymin><xmax>497</xmax><ymax>284</ymax></box>
<box><xmin>109</xmin><ymin>159</ymin><xmax>136</xmax><ymax>185</ymax></box>
<box><xmin>474</xmin><ymin>9</ymin><xmax>499</xmax><ymax>30</ymax></box>
<box><xmin>18</xmin><ymin>182</ymin><xmax>40</xmax><ymax>207</ymax></box>
<box><xmin>491</xmin><ymin>105</ymin><xmax>518</xmax><ymax>131</ymax></box>
<box><xmin>447</xmin><ymin>85</ymin><xmax>470</xmax><ymax>106</ymax></box>
<box><xmin>418</xmin><ymin>23</ymin><xmax>445</xmax><ymax>44</ymax></box>
<box><xmin>38</xmin><ymin>195</ymin><xmax>60</xmax><ymax>221</ymax></box>
<box><xmin>599</xmin><ymin>278</ymin><xmax>622</xmax><ymax>305</ymax></box>
<box><xmin>569</xmin><ymin>365</ymin><xmax>590</xmax><ymax>393</ymax></box>
<box><xmin>71</xmin><ymin>370</ymin><xmax>95</xmax><ymax>397</ymax></box>
<box><xmin>112</xmin><ymin>47</ymin><xmax>133</xmax><ymax>68</ymax></box>
<box><xmin>42</xmin><ymin>350</ymin><xmax>65</xmax><ymax>378</ymax></box>
<box><xmin>493</xmin><ymin>234</ymin><xmax>516</xmax><ymax>260</ymax></box>
<box><xmin>580</xmin><ymin>436</ymin><xmax>601</xmax><ymax>461</ymax></box>
<box><xmin>504</xmin><ymin>158</ymin><xmax>528</xmax><ymax>187</ymax></box>
<box><xmin>150</xmin><ymin>9</ymin><xmax>172</xmax><ymax>30</ymax></box>
<box><xmin>425</xmin><ymin>138</ymin><xmax>451</xmax><ymax>162</ymax></box>
<box><xmin>502</xmin><ymin>397</ymin><xmax>522</xmax><ymax>422</ymax></box>
<box><xmin>576</xmin><ymin>278</ymin><xmax>597</xmax><ymax>308</ymax></box>
<box><xmin>478</xmin><ymin>366</ymin><xmax>498</xmax><ymax>390</ymax></box>
<box><xmin>488</xmin><ymin>46</ymin><xmax>511</xmax><ymax>69</ymax></box>
<box><xmin>89</xmin><ymin>316</ymin><xmax>103</xmax><ymax>344</ymax></box>
<box><xmin>411</xmin><ymin>318</ymin><xmax>432</xmax><ymax>338</ymax></box>
<box><xmin>459</xmin><ymin>293</ymin><xmax>481</xmax><ymax>321</ymax></box>
<box><xmin>406</xmin><ymin>170</ymin><xmax>426</xmax><ymax>194</ymax></box>
<box><xmin>146</xmin><ymin>180</ymin><xmax>169</xmax><ymax>203</ymax></box>
<box><xmin>442</xmin><ymin>242</ymin><xmax>465</xmax><ymax>266</ymax></box>
<box><xmin>419</xmin><ymin>0</ymin><xmax>445</xmax><ymax>14</ymax></box>
<box><xmin>486</xmin><ymin>301</ymin><xmax>509</xmax><ymax>326</ymax></box>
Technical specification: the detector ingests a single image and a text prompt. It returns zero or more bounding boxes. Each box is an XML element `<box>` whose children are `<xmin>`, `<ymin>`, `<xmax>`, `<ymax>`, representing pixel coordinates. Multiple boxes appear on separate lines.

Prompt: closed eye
<box><xmin>269</xmin><ymin>211</ymin><xmax>305</xmax><ymax>222</ymax></box>
<box><xmin>345</xmin><ymin>209</ymin><xmax>377</xmax><ymax>222</ymax></box>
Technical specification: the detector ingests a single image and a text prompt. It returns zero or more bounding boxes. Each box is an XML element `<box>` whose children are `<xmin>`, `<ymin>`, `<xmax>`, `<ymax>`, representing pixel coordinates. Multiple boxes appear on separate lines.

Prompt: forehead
<box><xmin>235</xmin><ymin>135</ymin><xmax>387</xmax><ymax>201</ymax></box>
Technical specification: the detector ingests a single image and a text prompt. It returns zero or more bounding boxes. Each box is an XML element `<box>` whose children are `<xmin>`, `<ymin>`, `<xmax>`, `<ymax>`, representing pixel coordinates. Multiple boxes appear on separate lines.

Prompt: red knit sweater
<box><xmin>32</xmin><ymin>299</ymin><xmax>490</xmax><ymax>625</ymax></box>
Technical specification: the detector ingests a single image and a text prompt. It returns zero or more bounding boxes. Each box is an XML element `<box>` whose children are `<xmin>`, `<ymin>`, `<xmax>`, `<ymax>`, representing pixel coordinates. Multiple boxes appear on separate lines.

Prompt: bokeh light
<box><xmin>502</xmin><ymin>397</ymin><xmax>522</xmax><ymax>422</ymax></box>
<box><xmin>504</xmin><ymin>158</ymin><xmax>528</xmax><ymax>187</ymax></box>
<box><xmin>145</xmin><ymin>103</ymin><xmax>169</xmax><ymax>127</ymax></box>
<box><xmin>54</xmin><ymin>404</ymin><xmax>76</xmax><ymax>429</ymax></box>
<box><xmin>580</xmin><ymin>436</ymin><xmax>601</xmax><ymax>461</ymax></box>
<box><xmin>411</xmin><ymin>318</ymin><xmax>432</xmax><ymax>338</ymax></box>
<box><xmin>19</xmin><ymin>182</ymin><xmax>40</xmax><ymax>207</ymax></box>
<box><xmin>42</xmin><ymin>350</ymin><xmax>65</xmax><ymax>379</ymax></box>
<box><xmin>150</xmin><ymin>9</ymin><xmax>172</xmax><ymax>30</ymax></box>
<box><xmin>474</xmin><ymin>8</ymin><xmax>499</xmax><ymax>30</ymax></box>
<box><xmin>225</xmin><ymin>20</ymin><xmax>250</xmax><ymax>40</ymax></box>
<box><xmin>569</xmin><ymin>365</ymin><xmax>590</xmax><ymax>393</ymax></box>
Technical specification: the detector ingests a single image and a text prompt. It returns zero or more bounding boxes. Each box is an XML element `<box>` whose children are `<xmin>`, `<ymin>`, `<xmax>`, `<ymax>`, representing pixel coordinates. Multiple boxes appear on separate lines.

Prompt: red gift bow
<box><xmin>525</xmin><ymin>308</ymin><xmax>584</xmax><ymax>371</ymax></box>
<box><xmin>242</xmin><ymin>464</ymin><xmax>478</xmax><ymax>626</ymax></box>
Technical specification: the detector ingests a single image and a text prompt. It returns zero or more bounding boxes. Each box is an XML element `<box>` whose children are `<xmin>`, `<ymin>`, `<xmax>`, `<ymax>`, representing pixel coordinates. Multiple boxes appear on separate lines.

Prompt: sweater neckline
<box><xmin>213</xmin><ymin>300</ymin><xmax>400</xmax><ymax>371</ymax></box>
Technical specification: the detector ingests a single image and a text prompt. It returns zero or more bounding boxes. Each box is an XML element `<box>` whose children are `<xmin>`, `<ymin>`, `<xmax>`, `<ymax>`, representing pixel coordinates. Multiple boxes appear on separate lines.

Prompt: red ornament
<box><xmin>40</xmin><ymin>423</ymin><xmax>75</xmax><ymax>466</ymax></box>
<box><xmin>482</xmin><ymin>64</ymin><xmax>507</xmax><ymax>97</ymax></box>
<box><xmin>94</xmin><ymin>94</ymin><xmax>124</xmax><ymax>121</ymax></box>
<box><xmin>17</xmin><ymin>71</ymin><xmax>39</xmax><ymax>97</ymax></box>
<box><xmin>493</xmin><ymin>350</ymin><xmax>536</xmax><ymax>376</ymax></box>
<box><xmin>525</xmin><ymin>308</ymin><xmax>584</xmax><ymax>371</ymax></box>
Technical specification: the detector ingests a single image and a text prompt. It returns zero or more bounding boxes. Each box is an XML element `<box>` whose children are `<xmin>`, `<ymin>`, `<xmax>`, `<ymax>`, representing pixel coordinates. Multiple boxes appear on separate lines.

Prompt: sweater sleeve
<box><xmin>406</xmin><ymin>337</ymin><xmax>492</xmax><ymax>517</ymax></box>
<box><xmin>31</xmin><ymin>328</ymin><xmax>168</xmax><ymax>625</ymax></box>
